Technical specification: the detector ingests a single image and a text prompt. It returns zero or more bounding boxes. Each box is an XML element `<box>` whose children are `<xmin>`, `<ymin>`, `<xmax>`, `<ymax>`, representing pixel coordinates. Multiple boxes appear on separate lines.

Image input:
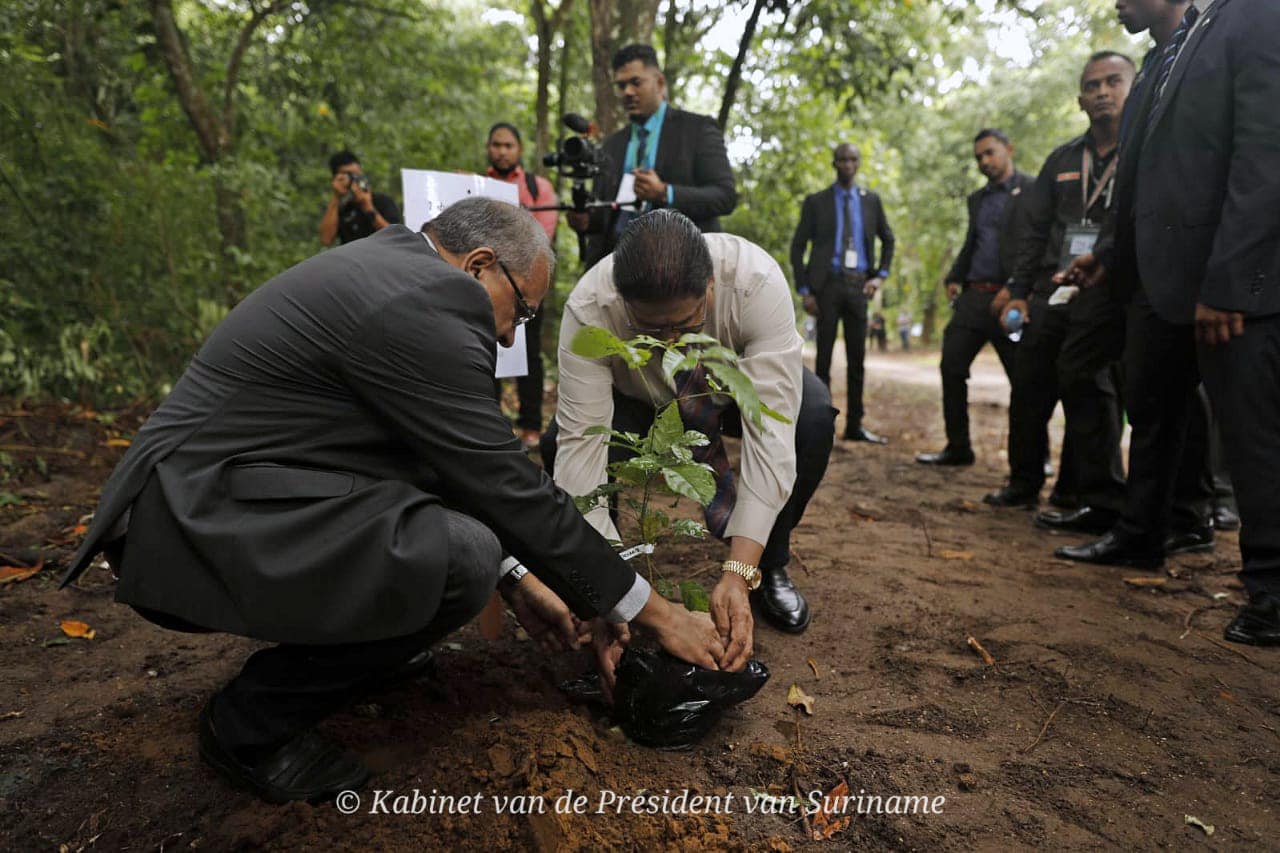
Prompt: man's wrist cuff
<box><xmin>878</xmin><ymin>270</ymin><xmax>890</xmax><ymax>280</ymax></box>
<box><xmin>607</xmin><ymin>574</ymin><xmax>651</xmax><ymax>623</ymax></box>
<box><xmin>499</xmin><ymin>556</ymin><xmax>524</xmax><ymax>579</ymax></box>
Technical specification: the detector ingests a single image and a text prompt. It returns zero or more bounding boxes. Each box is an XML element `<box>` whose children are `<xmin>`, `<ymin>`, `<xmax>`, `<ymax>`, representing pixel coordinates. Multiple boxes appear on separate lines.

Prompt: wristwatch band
<box><xmin>722</xmin><ymin>559</ymin><xmax>761</xmax><ymax>590</ymax></box>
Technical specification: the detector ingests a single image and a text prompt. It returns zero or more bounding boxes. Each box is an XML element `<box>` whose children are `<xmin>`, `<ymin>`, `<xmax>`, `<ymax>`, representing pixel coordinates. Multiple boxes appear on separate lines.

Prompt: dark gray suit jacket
<box><xmin>1109</xmin><ymin>0</ymin><xmax>1280</xmax><ymax>322</ymax></box>
<box><xmin>61</xmin><ymin>226</ymin><xmax>639</xmax><ymax>644</ymax></box>
<box><xmin>789</xmin><ymin>184</ymin><xmax>895</xmax><ymax>294</ymax></box>
<box><xmin>582</xmin><ymin>107</ymin><xmax>737</xmax><ymax>268</ymax></box>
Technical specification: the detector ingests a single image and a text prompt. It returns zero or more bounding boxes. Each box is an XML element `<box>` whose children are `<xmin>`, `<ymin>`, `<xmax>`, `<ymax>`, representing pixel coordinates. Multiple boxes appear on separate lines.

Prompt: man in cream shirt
<box><xmin>542</xmin><ymin>210</ymin><xmax>835</xmax><ymax>649</ymax></box>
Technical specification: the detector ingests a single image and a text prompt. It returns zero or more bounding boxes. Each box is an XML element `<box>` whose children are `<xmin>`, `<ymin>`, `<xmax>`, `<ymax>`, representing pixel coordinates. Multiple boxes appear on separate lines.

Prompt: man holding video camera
<box><xmin>318</xmin><ymin>149</ymin><xmax>401</xmax><ymax>246</ymax></box>
<box><xmin>568</xmin><ymin>43</ymin><xmax>736</xmax><ymax>269</ymax></box>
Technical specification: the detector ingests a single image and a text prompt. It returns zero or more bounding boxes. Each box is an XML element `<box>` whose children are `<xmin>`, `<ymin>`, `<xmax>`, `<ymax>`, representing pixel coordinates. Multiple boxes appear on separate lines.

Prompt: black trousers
<box><xmin>542</xmin><ymin>369</ymin><xmax>836</xmax><ymax>572</ymax></box>
<box><xmin>1199</xmin><ymin>313</ymin><xmax>1280</xmax><ymax>596</ymax></box>
<box><xmin>1114</xmin><ymin>291</ymin><xmax>1213</xmax><ymax>548</ymax></box>
<box><xmin>206</xmin><ymin>509</ymin><xmax>501</xmax><ymax>754</ymax></box>
<box><xmin>1007</xmin><ymin>287</ymin><xmax>1126</xmax><ymax>507</ymax></box>
<box><xmin>813</xmin><ymin>270</ymin><xmax>869</xmax><ymax>430</ymax></box>
<box><xmin>516</xmin><ymin>310</ymin><xmax>545</xmax><ymax>431</ymax></box>
<box><xmin>939</xmin><ymin>287</ymin><xmax>1017</xmax><ymax>450</ymax></box>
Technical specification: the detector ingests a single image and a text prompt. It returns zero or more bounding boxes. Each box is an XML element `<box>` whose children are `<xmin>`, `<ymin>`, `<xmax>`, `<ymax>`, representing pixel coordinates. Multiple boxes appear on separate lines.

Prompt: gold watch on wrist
<box><xmin>722</xmin><ymin>559</ymin><xmax>762</xmax><ymax>590</ymax></box>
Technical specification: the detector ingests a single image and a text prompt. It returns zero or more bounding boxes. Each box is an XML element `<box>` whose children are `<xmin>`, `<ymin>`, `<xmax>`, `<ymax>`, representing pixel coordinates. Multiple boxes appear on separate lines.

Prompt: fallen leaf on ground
<box><xmin>104</xmin><ymin>438</ymin><xmax>131</xmax><ymax>448</ymax></box>
<box><xmin>42</xmin><ymin>637</ymin><xmax>70</xmax><ymax>647</ymax></box>
<box><xmin>786</xmin><ymin>684</ymin><xmax>815</xmax><ymax>715</ymax></box>
<box><xmin>1184</xmin><ymin>815</ymin><xmax>1214</xmax><ymax>836</ymax></box>
<box><xmin>806</xmin><ymin>657</ymin><xmax>820</xmax><ymax>678</ymax></box>
<box><xmin>1123</xmin><ymin>577</ymin><xmax>1166</xmax><ymax>587</ymax></box>
<box><xmin>60</xmin><ymin>620</ymin><xmax>96</xmax><ymax>640</ymax></box>
<box><xmin>0</xmin><ymin>558</ymin><xmax>44</xmax><ymax>584</ymax></box>
<box><xmin>940</xmin><ymin>549</ymin><xmax>974</xmax><ymax>561</ymax></box>
<box><xmin>809</xmin><ymin>780</ymin><xmax>852</xmax><ymax>840</ymax></box>
<box><xmin>1</xmin><ymin>711</ymin><xmax>23</xmax><ymax>721</ymax></box>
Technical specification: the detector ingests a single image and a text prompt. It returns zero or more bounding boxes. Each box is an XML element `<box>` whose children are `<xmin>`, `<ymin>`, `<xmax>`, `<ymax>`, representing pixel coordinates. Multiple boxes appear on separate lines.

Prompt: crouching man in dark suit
<box><xmin>59</xmin><ymin>198</ymin><xmax>728</xmax><ymax>803</ymax></box>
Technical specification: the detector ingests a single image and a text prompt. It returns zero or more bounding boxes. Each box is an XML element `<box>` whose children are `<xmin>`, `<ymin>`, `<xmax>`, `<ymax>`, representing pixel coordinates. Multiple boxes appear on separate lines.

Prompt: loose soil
<box><xmin>1</xmin><ymin>346</ymin><xmax>1276</xmax><ymax>851</ymax></box>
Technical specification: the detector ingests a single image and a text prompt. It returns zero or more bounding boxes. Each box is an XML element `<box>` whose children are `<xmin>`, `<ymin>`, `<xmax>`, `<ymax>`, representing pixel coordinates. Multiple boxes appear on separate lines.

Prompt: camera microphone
<box><xmin>562</xmin><ymin>113</ymin><xmax>594</xmax><ymax>135</ymax></box>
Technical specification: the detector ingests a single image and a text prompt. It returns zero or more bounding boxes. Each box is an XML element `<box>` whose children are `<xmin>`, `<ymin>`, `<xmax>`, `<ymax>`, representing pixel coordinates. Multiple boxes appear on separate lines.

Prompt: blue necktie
<box><xmin>1145</xmin><ymin>5</ymin><xmax>1199</xmax><ymax>127</ymax></box>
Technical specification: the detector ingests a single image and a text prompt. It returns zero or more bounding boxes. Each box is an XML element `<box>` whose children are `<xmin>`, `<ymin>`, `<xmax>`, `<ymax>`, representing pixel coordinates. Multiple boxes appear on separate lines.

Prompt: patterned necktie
<box><xmin>614</xmin><ymin>125</ymin><xmax>652</xmax><ymax>236</ymax></box>
<box><xmin>675</xmin><ymin>365</ymin><xmax>736</xmax><ymax>539</ymax></box>
<box><xmin>1145</xmin><ymin>5</ymin><xmax>1200</xmax><ymax>126</ymax></box>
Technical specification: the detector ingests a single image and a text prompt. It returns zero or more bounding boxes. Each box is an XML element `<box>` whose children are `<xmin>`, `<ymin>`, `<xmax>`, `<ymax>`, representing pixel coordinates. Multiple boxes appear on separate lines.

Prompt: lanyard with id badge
<box><xmin>1051</xmin><ymin>148</ymin><xmax>1117</xmax><ymax>306</ymax></box>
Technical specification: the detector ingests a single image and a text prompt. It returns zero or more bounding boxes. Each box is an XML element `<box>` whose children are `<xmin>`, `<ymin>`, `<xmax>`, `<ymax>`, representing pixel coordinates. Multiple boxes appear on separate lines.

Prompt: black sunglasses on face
<box><xmin>497</xmin><ymin>260</ymin><xmax>537</xmax><ymax>325</ymax></box>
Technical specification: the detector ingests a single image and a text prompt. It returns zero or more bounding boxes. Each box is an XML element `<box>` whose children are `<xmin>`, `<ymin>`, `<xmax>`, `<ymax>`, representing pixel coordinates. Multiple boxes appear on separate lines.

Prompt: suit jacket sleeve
<box><xmin>667</xmin><ymin>114</ymin><xmax>737</xmax><ymax>221</ymax></box>
<box><xmin>946</xmin><ymin>193</ymin><xmax>979</xmax><ymax>284</ymax></box>
<box><xmin>790</xmin><ymin>195</ymin><xmax>816</xmax><ymax>292</ymax></box>
<box><xmin>1198</xmin><ymin>6</ymin><xmax>1280</xmax><ymax>314</ymax></box>
<box><xmin>1009</xmin><ymin>160</ymin><xmax>1058</xmax><ymax>300</ymax></box>
<box><xmin>340</xmin><ymin>276</ymin><xmax>637</xmax><ymax>619</ymax></box>
<box><xmin>874</xmin><ymin>194</ymin><xmax>895</xmax><ymax>274</ymax></box>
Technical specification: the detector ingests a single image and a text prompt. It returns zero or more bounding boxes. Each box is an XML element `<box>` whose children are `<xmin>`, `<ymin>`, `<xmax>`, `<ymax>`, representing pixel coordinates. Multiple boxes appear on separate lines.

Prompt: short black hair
<box><xmin>973</xmin><ymin>128</ymin><xmax>1011</xmax><ymax>147</ymax></box>
<box><xmin>612</xmin><ymin>43</ymin><xmax>660</xmax><ymax>72</ymax></box>
<box><xmin>1081</xmin><ymin>50</ymin><xmax>1136</xmax><ymax>87</ymax></box>
<box><xmin>488</xmin><ymin>122</ymin><xmax>522</xmax><ymax>145</ymax></box>
<box><xmin>328</xmin><ymin>149</ymin><xmax>360</xmax><ymax>175</ymax></box>
<box><xmin>612</xmin><ymin>210</ymin><xmax>711</xmax><ymax>303</ymax></box>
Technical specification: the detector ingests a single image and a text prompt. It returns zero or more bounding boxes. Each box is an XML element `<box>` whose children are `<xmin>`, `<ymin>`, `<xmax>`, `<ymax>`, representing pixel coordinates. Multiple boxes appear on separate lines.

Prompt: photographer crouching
<box><xmin>319</xmin><ymin>149</ymin><xmax>401</xmax><ymax>246</ymax></box>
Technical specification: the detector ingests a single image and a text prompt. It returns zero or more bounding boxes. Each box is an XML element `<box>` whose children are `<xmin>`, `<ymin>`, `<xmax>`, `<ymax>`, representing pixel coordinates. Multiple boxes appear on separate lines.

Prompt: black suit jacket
<box><xmin>1121</xmin><ymin>0</ymin><xmax>1280</xmax><ymax>323</ymax></box>
<box><xmin>945</xmin><ymin>171</ymin><xmax>1035</xmax><ymax>286</ymax></box>
<box><xmin>789</xmin><ymin>184</ymin><xmax>895</xmax><ymax>293</ymax></box>
<box><xmin>582</xmin><ymin>107</ymin><xmax>737</xmax><ymax>268</ymax></box>
<box><xmin>61</xmin><ymin>226</ymin><xmax>638</xmax><ymax>644</ymax></box>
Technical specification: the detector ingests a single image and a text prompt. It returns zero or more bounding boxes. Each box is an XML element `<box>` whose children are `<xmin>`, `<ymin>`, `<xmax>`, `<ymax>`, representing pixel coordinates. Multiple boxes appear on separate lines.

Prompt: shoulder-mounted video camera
<box><xmin>542</xmin><ymin>113</ymin><xmax>604</xmax><ymax>182</ymax></box>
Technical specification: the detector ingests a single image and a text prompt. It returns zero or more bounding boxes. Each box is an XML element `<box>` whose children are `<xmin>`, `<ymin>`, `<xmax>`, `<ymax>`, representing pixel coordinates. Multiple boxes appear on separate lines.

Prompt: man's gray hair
<box><xmin>423</xmin><ymin>196</ymin><xmax>555</xmax><ymax>280</ymax></box>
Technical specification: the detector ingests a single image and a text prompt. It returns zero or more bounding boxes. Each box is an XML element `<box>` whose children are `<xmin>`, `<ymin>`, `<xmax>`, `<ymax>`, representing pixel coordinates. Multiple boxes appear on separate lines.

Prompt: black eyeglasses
<box><xmin>623</xmin><ymin>297</ymin><xmax>708</xmax><ymax>338</ymax></box>
<box><xmin>497</xmin><ymin>260</ymin><xmax>537</xmax><ymax>325</ymax></box>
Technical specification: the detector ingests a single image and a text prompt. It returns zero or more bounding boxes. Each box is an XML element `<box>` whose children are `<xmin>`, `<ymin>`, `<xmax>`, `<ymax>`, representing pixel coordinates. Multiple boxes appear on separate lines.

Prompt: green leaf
<box><xmin>671</xmin><ymin>519</ymin><xmax>707</xmax><ymax>539</ymax></box>
<box><xmin>679</xmin><ymin>580</ymin><xmax>710</xmax><ymax>613</ymax></box>
<box><xmin>655</xmin><ymin>577</ymin><xmax>677</xmax><ymax>600</ymax></box>
<box><xmin>676</xmin><ymin>332</ymin><xmax>720</xmax><ymax>347</ymax></box>
<box><xmin>570</xmin><ymin>325</ymin><xmax>651</xmax><ymax>368</ymax></box>
<box><xmin>650</xmin><ymin>403</ymin><xmax>684</xmax><ymax>455</ymax></box>
<box><xmin>640</xmin><ymin>509</ymin><xmax>670</xmax><ymax>543</ymax></box>
<box><xmin>614</xmin><ymin>457</ymin><xmax>661</xmax><ymax>486</ymax></box>
<box><xmin>583</xmin><ymin>424</ymin><xmax>615</xmax><ymax>436</ymax></box>
<box><xmin>760</xmin><ymin>401</ymin><xmax>790</xmax><ymax>423</ymax></box>
<box><xmin>662</xmin><ymin>463</ymin><xmax>717</xmax><ymax>506</ymax></box>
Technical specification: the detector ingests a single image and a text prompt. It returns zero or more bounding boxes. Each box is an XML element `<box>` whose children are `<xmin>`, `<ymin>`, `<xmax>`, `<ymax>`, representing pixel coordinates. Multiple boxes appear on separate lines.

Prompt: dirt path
<box><xmin>1</xmin><ymin>351</ymin><xmax>1276</xmax><ymax>851</ymax></box>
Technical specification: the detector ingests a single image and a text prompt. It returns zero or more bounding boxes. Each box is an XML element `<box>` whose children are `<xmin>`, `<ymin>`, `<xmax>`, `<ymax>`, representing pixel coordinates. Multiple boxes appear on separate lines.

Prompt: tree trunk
<box><xmin>587</xmin><ymin>0</ymin><xmax>661</xmax><ymax>135</ymax></box>
<box><xmin>531</xmin><ymin>0</ymin><xmax>574</xmax><ymax>172</ymax></box>
<box><xmin>717</xmin><ymin>0</ymin><xmax>766</xmax><ymax>131</ymax></box>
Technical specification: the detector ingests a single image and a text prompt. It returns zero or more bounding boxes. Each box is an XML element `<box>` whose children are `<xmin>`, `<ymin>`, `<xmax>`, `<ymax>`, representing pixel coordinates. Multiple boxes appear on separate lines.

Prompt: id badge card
<box><xmin>1058</xmin><ymin>223</ymin><xmax>1100</xmax><ymax>270</ymax></box>
<box><xmin>843</xmin><ymin>248</ymin><xmax>859</xmax><ymax>270</ymax></box>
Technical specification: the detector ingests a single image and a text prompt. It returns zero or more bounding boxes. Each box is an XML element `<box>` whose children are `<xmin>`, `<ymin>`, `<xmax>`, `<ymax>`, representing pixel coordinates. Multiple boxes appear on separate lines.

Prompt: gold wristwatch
<box><xmin>722</xmin><ymin>560</ymin><xmax>762</xmax><ymax>590</ymax></box>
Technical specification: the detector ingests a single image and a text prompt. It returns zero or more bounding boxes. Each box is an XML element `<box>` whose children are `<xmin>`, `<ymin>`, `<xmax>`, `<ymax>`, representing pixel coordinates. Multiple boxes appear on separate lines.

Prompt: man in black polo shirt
<box><xmin>983</xmin><ymin>53</ymin><xmax>1135</xmax><ymax>510</ymax></box>
<box><xmin>916</xmin><ymin>129</ymin><xmax>1033</xmax><ymax>467</ymax></box>
<box><xmin>318</xmin><ymin>150</ymin><xmax>401</xmax><ymax>246</ymax></box>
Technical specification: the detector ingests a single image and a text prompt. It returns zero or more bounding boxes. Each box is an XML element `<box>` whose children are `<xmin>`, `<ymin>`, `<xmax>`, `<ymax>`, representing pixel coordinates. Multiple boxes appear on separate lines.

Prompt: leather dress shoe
<box><xmin>1165</xmin><ymin>526</ymin><xmax>1214</xmax><ymax>556</ymax></box>
<box><xmin>1054</xmin><ymin>531</ymin><xmax>1163</xmax><ymax>570</ymax></box>
<box><xmin>198</xmin><ymin>706</ymin><xmax>370</xmax><ymax>804</ymax></box>
<box><xmin>1212</xmin><ymin>505</ymin><xmax>1241</xmax><ymax>532</ymax></box>
<box><xmin>843</xmin><ymin>426</ymin><xmax>888</xmax><ymax>445</ymax></box>
<box><xmin>983</xmin><ymin>485</ymin><xmax>1039</xmax><ymax>508</ymax></box>
<box><xmin>1048</xmin><ymin>490</ymin><xmax>1079</xmax><ymax>510</ymax></box>
<box><xmin>1035</xmin><ymin>506</ymin><xmax>1119</xmax><ymax>535</ymax></box>
<box><xmin>916</xmin><ymin>447</ymin><xmax>975</xmax><ymax>466</ymax></box>
<box><xmin>1223</xmin><ymin>593</ymin><xmax>1280</xmax><ymax>646</ymax></box>
<box><xmin>751</xmin><ymin>567</ymin><xmax>810</xmax><ymax>633</ymax></box>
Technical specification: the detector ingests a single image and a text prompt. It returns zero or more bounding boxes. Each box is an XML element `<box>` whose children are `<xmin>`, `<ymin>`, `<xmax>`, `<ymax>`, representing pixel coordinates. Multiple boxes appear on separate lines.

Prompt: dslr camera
<box><xmin>340</xmin><ymin>172</ymin><xmax>371</xmax><ymax>207</ymax></box>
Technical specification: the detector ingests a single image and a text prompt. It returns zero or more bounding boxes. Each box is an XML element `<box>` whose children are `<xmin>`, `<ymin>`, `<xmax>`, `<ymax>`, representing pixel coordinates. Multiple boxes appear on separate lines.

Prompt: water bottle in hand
<box><xmin>1006</xmin><ymin>308</ymin><xmax>1024</xmax><ymax>343</ymax></box>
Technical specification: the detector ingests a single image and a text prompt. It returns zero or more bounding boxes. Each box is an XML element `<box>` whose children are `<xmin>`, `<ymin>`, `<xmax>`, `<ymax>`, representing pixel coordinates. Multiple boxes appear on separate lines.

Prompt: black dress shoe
<box><xmin>1165</xmin><ymin>526</ymin><xmax>1214</xmax><ymax>556</ymax></box>
<box><xmin>1035</xmin><ymin>506</ymin><xmax>1119</xmax><ymax>535</ymax></box>
<box><xmin>1054</xmin><ymin>531</ymin><xmax>1163</xmax><ymax>570</ymax></box>
<box><xmin>1223</xmin><ymin>593</ymin><xmax>1280</xmax><ymax>646</ymax></box>
<box><xmin>843</xmin><ymin>426</ymin><xmax>888</xmax><ymax>445</ymax></box>
<box><xmin>916</xmin><ymin>447</ymin><xmax>975</xmax><ymax>466</ymax></box>
<box><xmin>1212</xmin><ymin>505</ymin><xmax>1241</xmax><ymax>532</ymax></box>
<box><xmin>198</xmin><ymin>707</ymin><xmax>370</xmax><ymax>804</ymax></box>
<box><xmin>1048</xmin><ymin>490</ymin><xmax>1079</xmax><ymax>510</ymax></box>
<box><xmin>983</xmin><ymin>486</ymin><xmax>1039</xmax><ymax>508</ymax></box>
<box><xmin>751</xmin><ymin>567</ymin><xmax>810</xmax><ymax>633</ymax></box>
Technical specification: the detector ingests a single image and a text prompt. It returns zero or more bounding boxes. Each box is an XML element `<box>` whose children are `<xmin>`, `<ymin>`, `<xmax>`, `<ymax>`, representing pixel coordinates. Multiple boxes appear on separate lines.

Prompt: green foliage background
<box><xmin>0</xmin><ymin>0</ymin><xmax>1138</xmax><ymax>403</ymax></box>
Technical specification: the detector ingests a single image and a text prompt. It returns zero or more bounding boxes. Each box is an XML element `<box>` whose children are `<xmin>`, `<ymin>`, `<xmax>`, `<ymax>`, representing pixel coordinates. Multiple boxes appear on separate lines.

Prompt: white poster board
<box><xmin>401</xmin><ymin>169</ymin><xmax>527</xmax><ymax>378</ymax></box>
